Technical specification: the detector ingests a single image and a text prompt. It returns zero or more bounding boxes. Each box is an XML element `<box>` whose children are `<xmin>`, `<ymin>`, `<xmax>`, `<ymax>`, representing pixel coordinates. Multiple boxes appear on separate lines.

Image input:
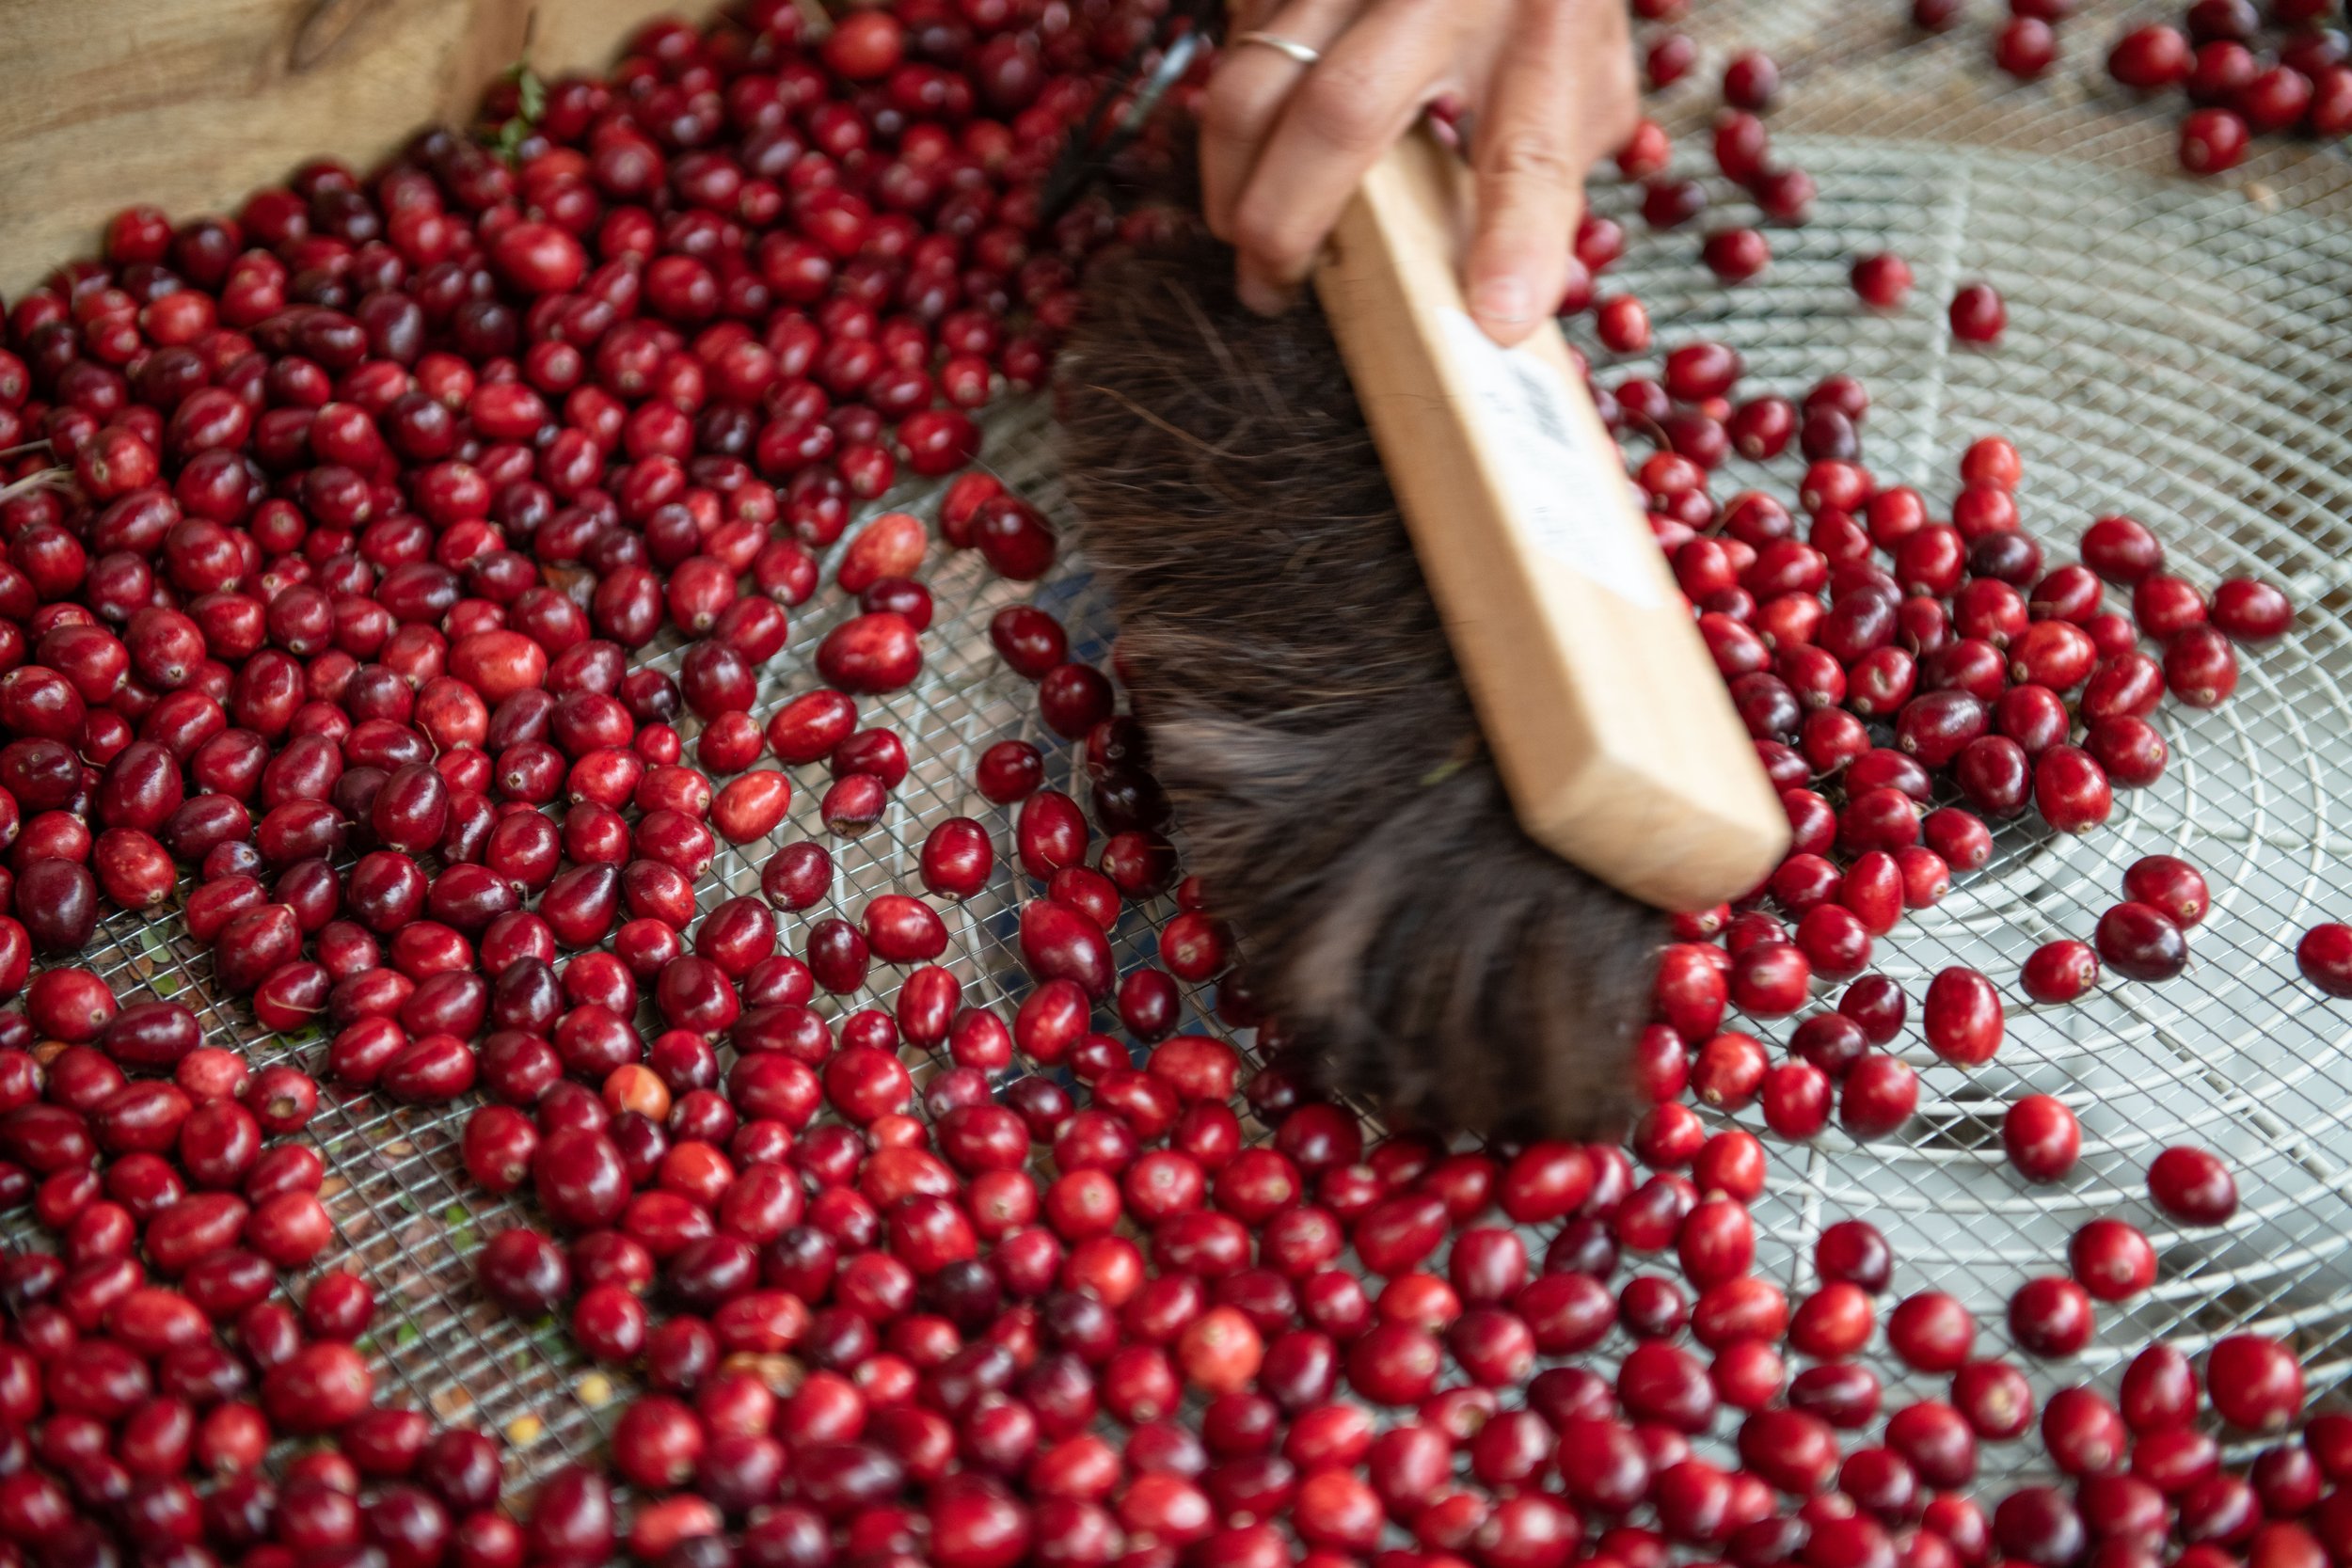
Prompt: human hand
<box><xmin>1200</xmin><ymin>0</ymin><xmax>1638</xmax><ymax>345</ymax></box>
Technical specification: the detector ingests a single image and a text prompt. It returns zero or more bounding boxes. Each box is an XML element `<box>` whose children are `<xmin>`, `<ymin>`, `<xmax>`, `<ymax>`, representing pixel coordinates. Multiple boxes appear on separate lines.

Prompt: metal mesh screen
<box><xmin>18</xmin><ymin>0</ymin><xmax>2352</xmax><ymax>1506</ymax></box>
<box><xmin>1598</xmin><ymin>0</ymin><xmax>2352</xmax><ymax>1480</ymax></box>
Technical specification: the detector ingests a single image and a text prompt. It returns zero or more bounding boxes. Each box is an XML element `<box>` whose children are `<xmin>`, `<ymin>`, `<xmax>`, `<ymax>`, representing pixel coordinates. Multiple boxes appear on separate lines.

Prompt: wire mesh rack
<box><xmin>7</xmin><ymin>393</ymin><xmax>1184</xmax><ymax>1494</ymax></box>
<box><xmin>17</xmin><ymin>0</ymin><xmax>2352</xmax><ymax>1513</ymax></box>
<box><xmin>1598</xmin><ymin>0</ymin><xmax>2352</xmax><ymax>1481</ymax></box>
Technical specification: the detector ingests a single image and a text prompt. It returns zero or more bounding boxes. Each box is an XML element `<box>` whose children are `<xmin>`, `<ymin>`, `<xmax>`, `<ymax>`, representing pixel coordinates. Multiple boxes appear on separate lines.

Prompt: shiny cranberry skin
<box><xmin>922</xmin><ymin>818</ymin><xmax>995</xmax><ymax>899</ymax></box>
<box><xmin>2035</xmin><ymin>746</ymin><xmax>2112</xmax><ymax>833</ymax></box>
<box><xmin>2095</xmin><ymin>902</ymin><xmax>2187</xmax><ymax>982</ymax></box>
<box><xmin>1839</xmin><ymin>1054</ymin><xmax>1916</xmax><ymax>1137</ymax></box>
<box><xmin>2001</xmin><ymin>1094</ymin><xmax>2081</xmax><ymax>1181</ymax></box>
<box><xmin>1851</xmin><ymin>253</ymin><xmax>1914</xmax><ymax>309</ymax></box>
<box><xmin>2297</xmin><ymin>922</ymin><xmax>2352</xmax><ymax>996</ymax></box>
<box><xmin>1727</xmin><ymin>942</ymin><xmax>1809</xmax><ymax>1016</ymax></box>
<box><xmin>2067</xmin><ymin>1217</ymin><xmax>2155</xmax><ymax>1303</ymax></box>
<box><xmin>817</xmin><ymin>613</ymin><xmax>922</xmax><ymax>693</ymax></box>
<box><xmin>2111</xmin><ymin>24</ymin><xmax>2194</xmax><ymax>86</ymax></box>
<box><xmin>1038</xmin><ymin>664</ymin><xmax>1114</xmax><ymax>740</ymax></box>
<box><xmin>1993</xmin><ymin>16</ymin><xmax>2058</xmax><ymax>77</ymax></box>
<box><xmin>478</xmin><ymin>1227</ymin><xmax>571</xmax><ymax>1315</ymax></box>
<box><xmin>760</xmin><ymin>842</ymin><xmax>832</xmax><ymax>913</ymax></box>
<box><xmin>1922</xmin><ymin>968</ymin><xmax>2002</xmax><ymax>1065</ymax></box>
<box><xmin>1991</xmin><ymin>1486</ymin><xmax>2086</xmax><ymax>1568</ymax></box>
<box><xmin>2206</xmin><ymin>1334</ymin><xmax>2303</xmax><ymax>1432</ymax></box>
<box><xmin>1947</xmin><ymin>283</ymin><xmax>2007</xmax><ymax>343</ymax></box>
<box><xmin>2020</xmin><ymin>940</ymin><xmax>2099</xmax><ymax>1005</ymax></box>
<box><xmin>2148</xmin><ymin>1145</ymin><xmax>2238</xmax><ymax>1224</ymax></box>
<box><xmin>2211</xmin><ymin>578</ymin><xmax>2292</xmax><ymax>641</ymax></box>
<box><xmin>989</xmin><ymin>607</ymin><xmax>1068</xmax><ymax>678</ymax></box>
<box><xmin>17</xmin><ymin>860</ymin><xmax>97</xmax><ymax>955</ymax></box>
<box><xmin>975</xmin><ymin>740</ymin><xmax>1044</xmax><ymax>804</ymax></box>
<box><xmin>2007</xmin><ymin>1275</ymin><xmax>2093</xmax><ymax>1357</ymax></box>
<box><xmin>261</xmin><ymin>1340</ymin><xmax>373</xmax><ymax>1434</ymax></box>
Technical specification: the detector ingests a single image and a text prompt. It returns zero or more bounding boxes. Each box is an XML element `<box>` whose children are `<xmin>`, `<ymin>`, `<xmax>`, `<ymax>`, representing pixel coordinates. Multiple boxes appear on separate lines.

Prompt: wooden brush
<box><xmin>1055</xmin><ymin>129</ymin><xmax>1785</xmax><ymax>1136</ymax></box>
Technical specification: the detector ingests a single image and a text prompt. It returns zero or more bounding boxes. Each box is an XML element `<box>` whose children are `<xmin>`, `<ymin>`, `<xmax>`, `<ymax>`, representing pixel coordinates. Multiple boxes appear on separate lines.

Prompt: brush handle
<box><xmin>1314</xmin><ymin>130</ymin><xmax>1788</xmax><ymax>912</ymax></box>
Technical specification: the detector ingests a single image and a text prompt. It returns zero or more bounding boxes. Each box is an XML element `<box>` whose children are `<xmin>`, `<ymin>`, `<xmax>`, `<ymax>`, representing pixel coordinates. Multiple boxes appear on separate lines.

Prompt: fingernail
<box><xmin>1235</xmin><ymin>269</ymin><xmax>1291</xmax><ymax>317</ymax></box>
<box><xmin>1471</xmin><ymin>276</ymin><xmax>1531</xmax><ymax>330</ymax></box>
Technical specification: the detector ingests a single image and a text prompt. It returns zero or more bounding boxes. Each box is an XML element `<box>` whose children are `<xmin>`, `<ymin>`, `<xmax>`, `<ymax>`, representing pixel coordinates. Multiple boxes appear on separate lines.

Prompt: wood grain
<box><xmin>0</xmin><ymin>0</ymin><xmax>726</xmax><ymax>297</ymax></box>
<box><xmin>1316</xmin><ymin>132</ymin><xmax>1789</xmax><ymax>912</ymax></box>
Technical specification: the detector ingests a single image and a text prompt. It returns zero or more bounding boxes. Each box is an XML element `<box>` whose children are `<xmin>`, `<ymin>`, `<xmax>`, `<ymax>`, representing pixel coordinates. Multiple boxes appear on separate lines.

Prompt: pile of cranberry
<box><xmin>1905</xmin><ymin>0</ymin><xmax>2352</xmax><ymax>174</ymax></box>
<box><xmin>0</xmin><ymin>2</ymin><xmax>2339</xmax><ymax>1568</ymax></box>
<box><xmin>2101</xmin><ymin>0</ymin><xmax>2352</xmax><ymax>174</ymax></box>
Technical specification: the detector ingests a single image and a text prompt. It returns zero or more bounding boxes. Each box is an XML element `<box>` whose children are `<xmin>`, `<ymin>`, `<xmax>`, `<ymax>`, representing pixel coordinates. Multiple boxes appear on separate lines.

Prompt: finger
<box><xmin>1462</xmin><ymin>0</ymin><xmax>1588</xmax><ymax>344</ymax></box>
<box><xmin>1198</xmin><ymin>0</ymin><xmax>1365</xmax><ymax>254</ymax></box>
<box><xmin>1226</xmin><ymin>0</ymin><xmax>1457</xmax><ymax>310</ymax></box>
<box><xmin>1567</xmin><ymin>0</ymin><xmax>1641</xmax><ymax>172</ymax></box>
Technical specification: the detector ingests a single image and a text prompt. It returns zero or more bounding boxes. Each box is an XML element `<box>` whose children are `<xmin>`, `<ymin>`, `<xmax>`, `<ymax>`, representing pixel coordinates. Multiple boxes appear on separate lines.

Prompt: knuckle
<box><xmin>1200</xmin><ymin>71</ymin><xmax>1271</xmax><ymax>141</ymax></box>
<box><xmin>1295</xmin><ymin>70</ymin><xmax>1393</xmax><ymax>151</ymax></box>
<box><xmin>1481</xmin><ymin>128</ymin><xmax>1577</xmax><ymax>190</ymax></box>
<box><xmin>1230</xmin><ymin>198</ymin><xmax>1313</xmax><ymax>273</ymax></box>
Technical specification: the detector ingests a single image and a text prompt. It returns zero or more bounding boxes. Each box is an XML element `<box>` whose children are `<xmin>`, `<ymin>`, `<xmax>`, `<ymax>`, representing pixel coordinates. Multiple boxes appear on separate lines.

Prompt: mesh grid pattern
<box><xmin>16</xmin><ymin>0</ymin><xmax>2352</xmax><ymax>1501</ymax></box>
<box><xmin>1592</xmin><ymin>0</ymin><xmax>2352</xmax><ymax>1481</ymax></box>
<box><xmin>8</xmin><ymin>397</ymin><xmax>1203</xmax><ymax>1490</ymax></box>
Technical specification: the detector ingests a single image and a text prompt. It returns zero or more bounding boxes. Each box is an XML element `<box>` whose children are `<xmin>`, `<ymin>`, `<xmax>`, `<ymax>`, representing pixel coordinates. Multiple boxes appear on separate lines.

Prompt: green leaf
<box><xmin>394</xmin><ymin>1323</ymin><xmax>420</xmax><ymax>1347</ymax></box>
<box><xmin>442</xmin><ymin>1204</ymin><xmax>469</xmax><ymax>1225</ymax></box>
<box><xmin>151</xmin><ymin>973</ymin><xmax>180</xmax><ymax>997</ymax></box>
<box><xmin>515</xmin><ymin>65</ymin><xmax>547</xmax><ymax>124</ymax></box>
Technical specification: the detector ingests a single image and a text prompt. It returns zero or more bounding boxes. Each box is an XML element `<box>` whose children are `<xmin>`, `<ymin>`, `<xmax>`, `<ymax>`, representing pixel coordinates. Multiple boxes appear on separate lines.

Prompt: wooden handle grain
<box><xmin>1313</xmin><ymin>131</ymin><xmax>1788</xmax><ymax>912</ymax></box>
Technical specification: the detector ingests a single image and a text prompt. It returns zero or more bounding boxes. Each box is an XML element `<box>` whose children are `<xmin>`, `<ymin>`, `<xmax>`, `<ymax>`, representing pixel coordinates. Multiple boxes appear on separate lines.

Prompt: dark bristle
<box><xmin>1055</xmin><ymin>231</ymin><xmax>1663</xmax><ymax>1139</ymax></box>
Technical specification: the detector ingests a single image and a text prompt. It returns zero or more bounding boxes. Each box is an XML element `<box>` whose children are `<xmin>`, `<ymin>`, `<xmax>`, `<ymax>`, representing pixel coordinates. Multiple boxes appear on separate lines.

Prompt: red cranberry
<box><xmin>2182</xmin><ymin>107</ymin><xmax>2252</xmax><ymax>172</ymax></box>
<box><xmin>1922</xmin><ymin>968</ymin><xmax>2002</xmax><ymax>1065</ymax></box>
<box><xmin>2068</xmin><ymin>1218</ymin><xmax>2156</xmax><ymax>1303</ymax></box>
<box><xmin>2111</xmin><ymin>23</ymin><xmax>2195</xmax><ymax>87</ymax></box>
<box><xmin>2147</xmin><ymin>1145</ymin><xmax>2238</xmax><ymax>1225</ymax></box>
<box><xmin>2297</xmin><ymin>922</ymin><xmax>2352</xmax><ymax>996</ymax></box>
<box><xmin>1993</xmin><ymin>17</ymin><xmax>2058</xmax><ymax>76</ymax></box>
<box><xmin>1851</xmin><ymin>254</ymin><xmax>1914</xmax><ymax>309</ymax></box>
<box><xmin>2022</xmin><ymin>941</ymin><xmax>2099</xmax><ymax>1005</ymax></box>
<box><xmin>2095</xmin><ymin>902</ymin><xmax>2187</xmax><ymax>983</ymax></box>
<box><xmin>2006</xmin><ymin>1276</ymin><xmax>2093</xmax><ymax>1358</ymax></box>
<box><xmin>1947</xmin><ymin>284</ymin><xmax>2007</xmax><ymax>344</ymax></box>
<box><xmin>2002</xmin><ymin>1095</ymin><xmax>2081</xmax><ymax>1181</ymax></box>
<box><xmin>2207</xmin><ymin>1334</ymin><xmax>2304</xmax><ymax>1433</ymax></box>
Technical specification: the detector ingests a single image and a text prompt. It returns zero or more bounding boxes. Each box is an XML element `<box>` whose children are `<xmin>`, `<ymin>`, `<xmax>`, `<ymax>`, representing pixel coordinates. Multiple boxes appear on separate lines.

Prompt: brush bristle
<box><xmin>1054</xmin><ymin>230</ymin><xmax>1664</xmax><ymax>1139</ymax></box>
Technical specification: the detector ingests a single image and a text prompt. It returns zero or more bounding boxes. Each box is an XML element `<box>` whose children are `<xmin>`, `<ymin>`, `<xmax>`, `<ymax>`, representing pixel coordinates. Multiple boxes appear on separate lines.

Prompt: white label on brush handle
<box><xmin>1437</xmin><ymin>308</ymin><xmax>1661</xmax><ymax>610</ymax></box>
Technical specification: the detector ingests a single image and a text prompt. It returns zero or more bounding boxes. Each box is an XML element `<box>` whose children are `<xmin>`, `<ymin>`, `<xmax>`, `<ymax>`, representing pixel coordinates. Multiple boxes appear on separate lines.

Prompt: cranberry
<box><xmin>2177</xmin><ymin>104</ymin><xmax>2252</xmax><ymax>173</ymax></box>
<box><xmin>1851</xmin><ymin>254</ymin><xmax>1914</xmax><ymax>309</ymax></box>
<box><xmin>2022</xmin><ymin>941</ymin><xmax>2100</xmax><ymax>1005</ymax></box>
<box><xmin>1839</xmin><ymin>1054</ymin><xmax>1917</xmax><ymax>1137</ymax></box>
<box><xmin>2148</xmin><ymin>1145</ymin><xmax>2238</xmax><ymax>1224</ymax></box>
<box><xmin>2095</xmin><ymin>902</ymin><xmax>2187</xmax><ymax>982</ymax></box>
<box><xmin>2007</xmin><ymin>1275</ymin><xmax>2093</xmax><ymax>1357</ymax></box>
<box><xmin>2002</xmin><ymin>1095</ymin><xmax>2081</xmax><ymax>1180</ymax></box>
<box><xmin>1993</xmin><ymin>17</ymin><xmax>2058</xmax><ymax>76</ymax></box>
<box><xmin>2298</xmin><ymin>922</ymin><xmax>2352</xmax><ymax>996</ymax></box>
<box><xmin>1946</xmin><ymin>283</ymin><xmax>2008</xmax><ymax>344</ymax></box>
<box><xmin>2068</xmin><ymin>1217</ymin><xmax>2155</xmax><ymax>1302</ymax></box>
<box><xmin>1922</xmin><ymin>968</ymin><xmax>2003</xmax><ymax>1065</ymax></box>
<box><xmin>2208</xmin><ymin>1334</ymin><xmax>2304</xmax><ymax>1432</ymax></box>
<box><xmin>2112</xmin><ymin>24</ymin><xmax>2195</xmax><ymax>87</ymax></box>
<box><xmin>2212</xmin><ymin>578</ymin><xmax>2292</xmax><ymax>641</ymax></box>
